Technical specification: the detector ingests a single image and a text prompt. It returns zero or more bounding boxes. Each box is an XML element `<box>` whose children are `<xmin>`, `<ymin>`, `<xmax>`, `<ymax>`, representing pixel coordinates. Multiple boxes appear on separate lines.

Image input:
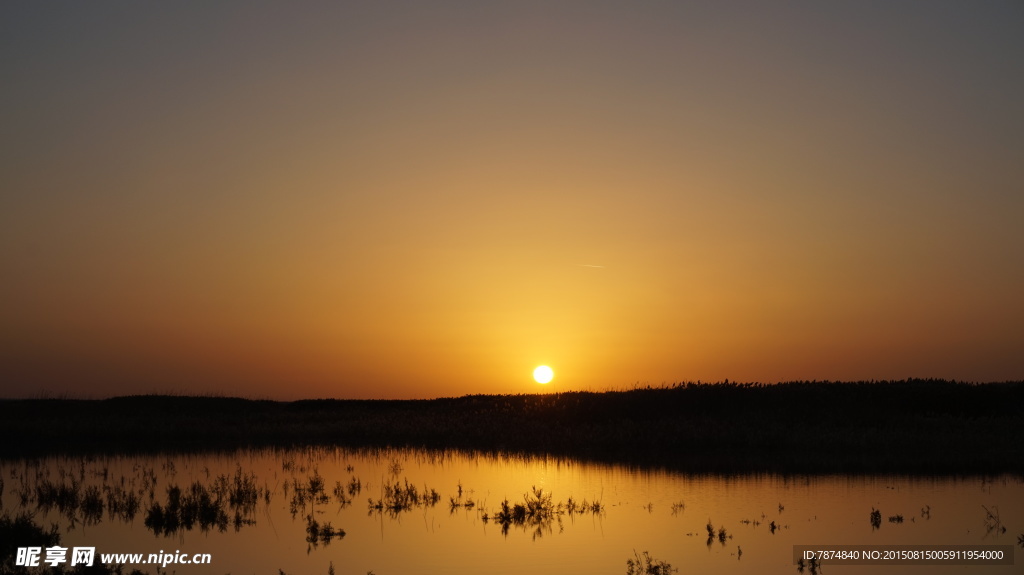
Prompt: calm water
<box><xmin>2</xmin><ymin>448</ymin><xmax>1020</xmax><ymax>574</ymax></box>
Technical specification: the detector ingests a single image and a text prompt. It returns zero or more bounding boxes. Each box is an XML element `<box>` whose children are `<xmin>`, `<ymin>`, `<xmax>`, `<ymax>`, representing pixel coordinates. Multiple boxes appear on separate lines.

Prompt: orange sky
<box><xmin>2</xmin><ymin>1</ymin><xmax>1022</xmax><ymax>399</ymax></box>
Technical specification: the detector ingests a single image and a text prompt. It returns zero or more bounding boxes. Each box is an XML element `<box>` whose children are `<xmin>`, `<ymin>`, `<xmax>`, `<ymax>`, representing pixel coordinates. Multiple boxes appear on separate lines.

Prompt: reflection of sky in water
<box><xmin>2</xmin><ymin>449</ymin><xmax>1020</xmax><ymax>575</ymax></box>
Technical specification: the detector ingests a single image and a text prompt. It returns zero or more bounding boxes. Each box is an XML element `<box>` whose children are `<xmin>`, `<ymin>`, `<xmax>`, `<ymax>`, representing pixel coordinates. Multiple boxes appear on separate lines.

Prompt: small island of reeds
<box><xmin>3</xmin><ymin>380</ymin><xmax>1022</xmax><ymax>474</ymax></box>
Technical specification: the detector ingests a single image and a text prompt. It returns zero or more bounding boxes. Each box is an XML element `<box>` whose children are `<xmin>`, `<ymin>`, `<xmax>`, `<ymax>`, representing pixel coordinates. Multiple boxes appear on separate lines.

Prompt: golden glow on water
<box><xmin>3</xmin><ymin>450</ymin><xmax>1020</xmax><ymax>575</ymax></box>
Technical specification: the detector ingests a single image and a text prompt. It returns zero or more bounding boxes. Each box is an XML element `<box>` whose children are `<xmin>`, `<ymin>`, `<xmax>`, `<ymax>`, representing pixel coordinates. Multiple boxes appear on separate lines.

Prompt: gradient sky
<box><xmin>2</xmin><ymin>1</ymin><xmax>1022</xmax><ymax>399</ymax></box>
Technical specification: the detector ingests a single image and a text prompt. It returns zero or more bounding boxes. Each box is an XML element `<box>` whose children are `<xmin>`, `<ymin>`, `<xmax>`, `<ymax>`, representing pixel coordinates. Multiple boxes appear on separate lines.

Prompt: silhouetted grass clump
<box><xmin>305</xmin><ymin>515</ymin><xmax>344</xmax><ymax>547</ymax></box>
<box><xmin>484</xmin><ymin>486</ymin><xmax>603</xmax><ymax>538</ymax></box>
<box><xmin>367</xmin><ymin>479</ymin><xmax>440</xmax><ymax>515</ymax></box>
<box><xmin>625</xmin><ymin>550</ymin><xmax>676</xmax><ymax>575</ymax></box>
<box><xmin>448</xmin><ymin>482</ymin><xmax>477</xmax><ymax>512</ymax></box>
<box><xmin>492</xmin><ymin>486</ymin><xmax>561</xmax><ymax>538</ymax></box>
<box><xmin>144</xmin><ymin>467</ymin><xmax>264</xmax><ymax>535</ymax></box>
<box><xmin>3</xmin><ymin>380</ymin><xmax>1022</xmax><ymax>474</ymax></box>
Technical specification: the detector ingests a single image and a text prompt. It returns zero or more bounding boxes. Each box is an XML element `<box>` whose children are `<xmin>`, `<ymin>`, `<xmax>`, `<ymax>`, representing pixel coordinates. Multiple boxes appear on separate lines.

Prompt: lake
<box><xmin>2</xmin><ymin>447</ymin><xmax>1019</xmax><ymax>574</ymax></box>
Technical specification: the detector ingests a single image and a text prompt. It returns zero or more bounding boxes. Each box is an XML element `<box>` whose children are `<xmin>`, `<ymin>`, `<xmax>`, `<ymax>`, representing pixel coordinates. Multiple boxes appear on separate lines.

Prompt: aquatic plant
<box><xmin>290</xmin><ymin>473</ymin><xmax>330</xmax><ymax>517</ymax></box>
<box><xmin>982</xmin><ymin>505</ymin><xmax>1005</xmax><ymax>534</ymax></box>
<box><xmin>448</xmin><ymin>488</ymin><xmax>477</xmax><ymax>512</ymax></box>
<box><xmin>305</xmin><ymin>515</ymin><xmax>345</xmax><ymax>547</ymax></box>
<box><xmin>332</xmin><ymin>481</ymin><xmax>352</xmax><ymax>508</ymax></box>
<box><xmin>81</xmin><ymin>485</ymin><xmax>104</xmax><ymax>525</ymax></box>
<box><xmin>348</xmin><ymin>476</ymin><xmax>362</xmax><ymax>497</ymax></box>
<box><xmin>368</xmin><ymin>479</ymin><xmax>440</xmax><ymax>515</ymax></box>
<box><xmin>142</xmin><ymin>475</ymin><xmax>267</xmax><ymax>536</ymax></box>
<box><xmin>796</xmin><ymin>556</ymin><xmax>821</xmax><ymax>574</ymax></box>
<box><xmin>625</xmin><ymin>550</ymin><xmax>676</xmax><ymax>575</ymax></box>
<box><xmin>563</xmin><ymin>496</ymin><xmax>602</xmax><ymax>516</ymax></box>
<box><xmin>227</xmin><ymin>466</ymin><xmax>262</xmax><ymax>509</ymax></box>
<box><xmin>870</xmin><ymin>507</ymin><xmax>881</xmax><ymax>529</ymax></box>
<box><xmin>491</xmin><ymin>486</ymin><xmax>584</xmax><ymax>538</ymax></box>
<box><xmin>35</xmin><ymin>477</ymin><xmax>81</xmax><ymax>516</ymax></box>
<box><xmin>105</xmin><ymin>484</ymin><xmax>140</xmax><ymax>522</ymax></box>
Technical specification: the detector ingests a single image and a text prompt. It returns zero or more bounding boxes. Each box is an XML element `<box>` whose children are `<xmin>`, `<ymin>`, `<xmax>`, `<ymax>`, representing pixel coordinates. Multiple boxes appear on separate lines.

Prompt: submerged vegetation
<box><xmin>2</xmin><ymin>380</ymin><xmax>1022</xmax><ymax>473</ymax></box>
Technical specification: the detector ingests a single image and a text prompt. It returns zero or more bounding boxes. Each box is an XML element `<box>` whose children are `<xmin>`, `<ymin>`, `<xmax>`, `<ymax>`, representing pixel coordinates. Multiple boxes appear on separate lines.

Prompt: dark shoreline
<box><xmin>3</xmin><ymin>380</ymin><xmax>1022</xmax><ymax>474</ymax></box>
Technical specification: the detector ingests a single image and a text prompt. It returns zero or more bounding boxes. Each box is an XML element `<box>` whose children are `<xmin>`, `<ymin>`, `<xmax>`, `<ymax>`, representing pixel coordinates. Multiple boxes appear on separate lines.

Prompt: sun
<box><xmin>533</xmin><ymin>365</ymin><xmax>554</xmax><ymax>384</ymax></box>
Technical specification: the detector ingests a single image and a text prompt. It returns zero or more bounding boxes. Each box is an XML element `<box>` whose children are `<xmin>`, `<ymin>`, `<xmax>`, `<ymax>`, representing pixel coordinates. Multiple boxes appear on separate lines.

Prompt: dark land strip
<box><xmin>2</xmin><ymin>380</ymin><xmax>1022</xmax><ymax>474</ymax></box>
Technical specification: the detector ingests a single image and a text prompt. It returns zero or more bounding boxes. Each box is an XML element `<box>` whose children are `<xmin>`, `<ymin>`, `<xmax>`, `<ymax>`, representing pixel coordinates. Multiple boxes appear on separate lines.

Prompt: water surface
<box><xmin>2</xmin><ymin>448</ymin><xmax>1019</xmax><ymax>574</ymax></box>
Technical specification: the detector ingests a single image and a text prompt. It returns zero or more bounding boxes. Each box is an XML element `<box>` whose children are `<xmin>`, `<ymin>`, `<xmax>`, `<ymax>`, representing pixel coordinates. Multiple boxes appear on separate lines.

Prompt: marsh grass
<box><xmin>4</xmin><ymin>381</ymin><xmax>1022</xmax><ymax>474</ymax></box>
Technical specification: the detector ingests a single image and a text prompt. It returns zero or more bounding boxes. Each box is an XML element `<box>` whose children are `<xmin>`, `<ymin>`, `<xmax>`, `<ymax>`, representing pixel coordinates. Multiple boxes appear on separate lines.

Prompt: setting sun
<box><xmin>533</xmin><ymin>366</ymin><xmax>554</xmax><ymax>384</ymax></box>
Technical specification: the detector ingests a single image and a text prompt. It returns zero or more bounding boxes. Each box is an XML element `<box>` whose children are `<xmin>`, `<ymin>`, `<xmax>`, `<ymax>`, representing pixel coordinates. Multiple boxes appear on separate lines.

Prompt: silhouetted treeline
<box><xmin>2</xmin><ymin>380</ymin><xmax>1022</xmax><ymax>474</ymax></box>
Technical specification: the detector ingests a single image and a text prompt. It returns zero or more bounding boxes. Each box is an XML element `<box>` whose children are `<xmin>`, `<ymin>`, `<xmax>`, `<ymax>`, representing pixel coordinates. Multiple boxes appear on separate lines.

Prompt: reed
<box><xmin>4</xmin><ymin>380</ymin><xmax>1022</xmax><ymax>474</ymax></box>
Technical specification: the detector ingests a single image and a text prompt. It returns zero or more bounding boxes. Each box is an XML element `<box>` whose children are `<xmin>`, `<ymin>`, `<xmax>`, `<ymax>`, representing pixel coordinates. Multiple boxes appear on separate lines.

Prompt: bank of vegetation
<box><xmin>2</xmin><ymin>380</ymin><xmax>1022</xmax><ymax>474</ymax></box>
